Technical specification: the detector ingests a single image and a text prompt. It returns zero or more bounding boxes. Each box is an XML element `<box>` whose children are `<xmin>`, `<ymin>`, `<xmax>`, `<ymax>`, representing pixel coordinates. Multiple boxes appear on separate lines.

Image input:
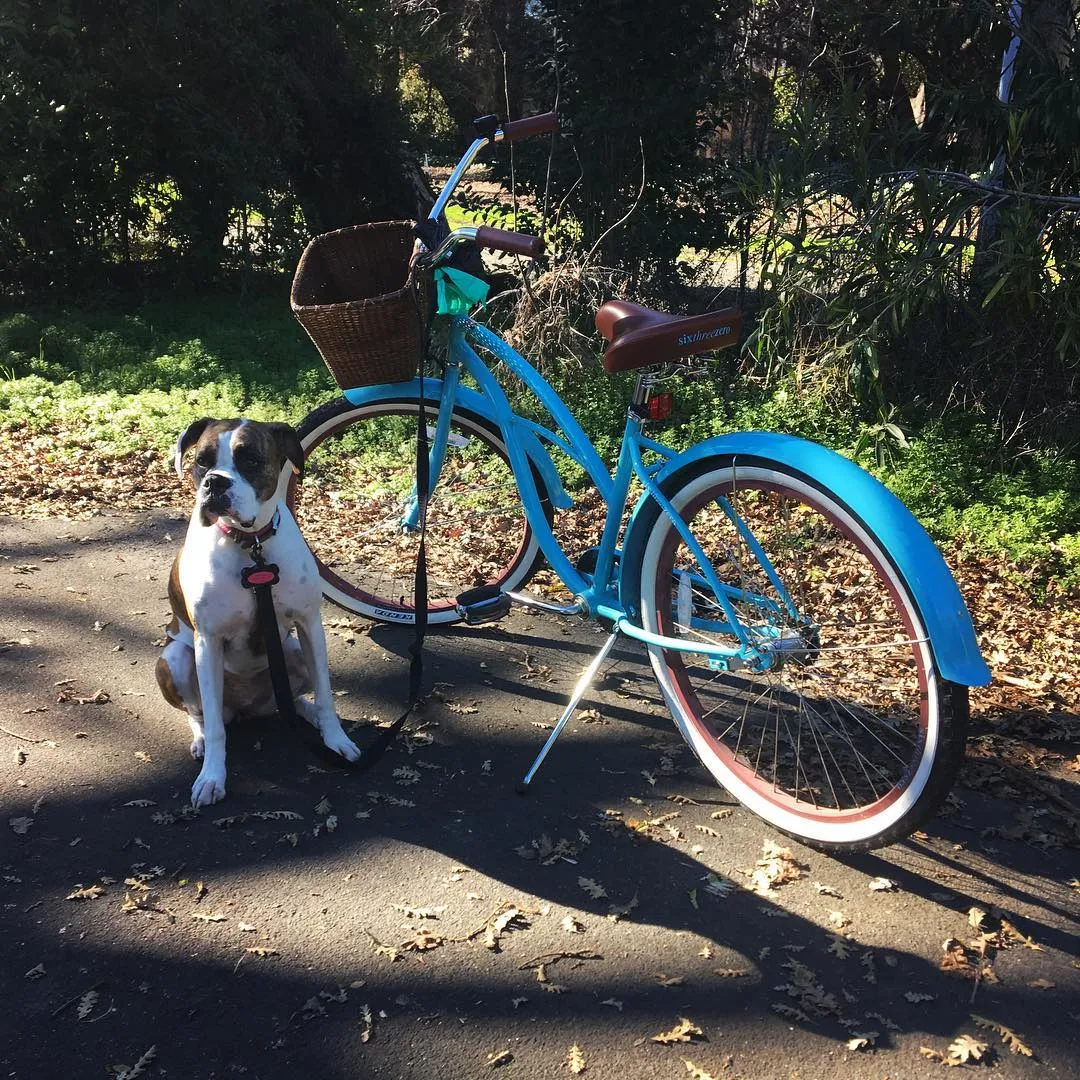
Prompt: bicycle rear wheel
<box><xmin>295</xmin><ymin>395</ymin><xmax>549</xmax><ymax>623</ymax></box>
<box><xmin>634</xmin><ymin>456</ymin><xmax>967</xmax><ymax>852</ymax></box>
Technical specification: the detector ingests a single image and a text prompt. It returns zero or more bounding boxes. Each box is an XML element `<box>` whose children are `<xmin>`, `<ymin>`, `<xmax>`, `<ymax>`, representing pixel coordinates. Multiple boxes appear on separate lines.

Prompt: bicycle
<box><xmin>292</xmin><ymin>112</ymin><xmax>991</xmax><ymax>853</ymax></box>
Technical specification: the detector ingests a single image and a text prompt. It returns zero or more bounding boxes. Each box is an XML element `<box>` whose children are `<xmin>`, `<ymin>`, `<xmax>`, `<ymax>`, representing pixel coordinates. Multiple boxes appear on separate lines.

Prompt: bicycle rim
<box><xmin>296</xmin><ymin>398</ymin><xmax>543</xmax><ymax>622</ymax></box>
<box><xmin>638</xmin><ymin>461</ymin><xmax>952</xmax><ymax>849</ymax></box>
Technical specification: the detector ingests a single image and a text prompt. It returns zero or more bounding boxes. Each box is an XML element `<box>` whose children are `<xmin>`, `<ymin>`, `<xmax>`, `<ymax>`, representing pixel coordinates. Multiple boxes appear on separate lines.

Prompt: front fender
<box><xmin>620</xmin><ymin>432</ymin><xmax>990</xmax><ymax>687</ymax></box>
<box><xmin>342</xmin><ymin>378</ymin><xmax>571</xmax><ymax>510</ymax></box>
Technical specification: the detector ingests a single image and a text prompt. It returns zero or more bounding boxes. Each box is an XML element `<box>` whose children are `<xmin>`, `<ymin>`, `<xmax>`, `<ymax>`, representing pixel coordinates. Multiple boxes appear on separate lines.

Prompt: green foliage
<box><xmin>0</xmin><ymin>297</ymin><xmax>336</xmax><ymax>454</ymax></box>
<box><xmin>0</xmin><ymin>0</ymin><xmax>411</xmax><ymax>297</ymax></box>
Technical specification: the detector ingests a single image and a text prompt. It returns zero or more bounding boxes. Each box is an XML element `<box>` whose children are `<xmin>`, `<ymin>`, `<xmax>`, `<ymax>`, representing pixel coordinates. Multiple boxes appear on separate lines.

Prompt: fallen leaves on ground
<box><xmin>567</xmin><ymin>1044</ymin><xmax>586</xmax><ymax>1074</ymax></box>
<box><xmin>652</xmin><ymin>1018</ymin><xmax>704</xmax><ymax>1044</ymax></box>
<box><xmin>920</xmin><ymin>1034</ymin><xmax>991</xmax><ymax>1067</ymax></box>
<box><xmin>750</xmin><ymin>840</ymin><xmax>805</xmax><ymax>893</ymax></box>
<box><xmin>971</xmin><ymin>1014</ymin><xmax>1034</xmax><ymax>1057</ymax></box>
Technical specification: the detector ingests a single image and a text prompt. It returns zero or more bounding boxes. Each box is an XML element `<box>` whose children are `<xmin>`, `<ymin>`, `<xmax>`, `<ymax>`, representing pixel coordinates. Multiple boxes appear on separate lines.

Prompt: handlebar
<box><xmin>417</xmin><ymin>225</ymin><xmax>544</xmax><ymax>269</ymax></box>
<box><xmin>498</xmin><ymin>111</ymin><xmax>558</xmax><ymax>143</ymax></box>
<box><xmin>474</xmin><ymin>225</ymin><xmax>544</xmax><ymax>258</ymax></box>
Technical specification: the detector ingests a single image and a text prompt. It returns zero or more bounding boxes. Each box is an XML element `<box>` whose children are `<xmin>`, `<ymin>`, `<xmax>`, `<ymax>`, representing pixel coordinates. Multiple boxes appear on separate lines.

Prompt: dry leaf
<box><xmin>577</xmin><ymin>877</ymin><xmax>607</xmax><ymax>899</ymax></box>
<box><xmin>653</xmin><ymin>973</ymin><xmax>685</xmax><ymax>987</ymax></box>
<box><xmin>567</xmin><ymin>1044</ymin><xmax>586</xmax><ymax>1074</ymax></box>
<box><xmin>846</xmin><ymin>1033</ymin><xmax>877</xmax><ymax>1051</ymax></box>
<box><xmin>66</xmin><ymin>884</ymin><xmax>105</xmax><ymax>900</ymax></box>
<box><xmin>486</xmin><ymin>1050</ymin><xmax>513</xmax><ymax>1068</ymax></box>
<box><xmin>401</xmin><ymin>929</ymin><xmax>443</xmax><ymax>951</ymax></box>
<box><xmin>9</xmin><ymin>816</ymin><xmax>33</xmax><ymax>835</ymax></box>
<box><xmin>713</xmin><ymin>968</ymin><xmax>750</xmax><ymax>978</ymax></box>
<box><xmin>904</xmin><ymin>991</ymin><xmax>936</xmax><ymax>1003</ymax></box>
<box><xmin>701</xmin><ymin>872</ymin><xmax>736</xmax><ymax>898</ymax></box>
<box><xmin>77</xmin><ymin>990</ymin><xmax>99</xmax><ymax>1020</ymax></box>
<box><xmin>652</xmin><ymin>1017</ymin><xmax>704</xmax><ymax>1044</ymax></box>
<box><xmin>24</xmin><ymin>963</ymin><xmax>46</xmax><ymax>980</ymax></box>
<box><xmin>601</xmin><ymin>998</ymin><xmax>623</xmax><ymax>1010</ymax></box>
<box><xmin>750</xmin><ymin>840</ymin><xmax>804</xmax><ymax>893</ymax></box>
<box><xmin>947</xmin><ymin>1034</ymin><xmax>989</xmax><ymax>1065</ymax></box>
<box><xmin>971</xmin><ymin>1014</ymin><xmax>1034</xmax><ymax>1057</ymax></box>
<box><xmin>109</xmin><ymin>1046</ymin><xmax>157</xmax><ymax>1080</ymax></box>
<box><xmin>607</xmin><ymin>892</ymin><xmax>639</xmax><ymax>920</ymax></box>
<box><xmin>192</xmin><ymin>911</ymin><xmax>226</xmax><ymax>923</ymax></box>
<box><xmin>827</xmin><ymin>936</ymin><xmax>853</xmax><ymax>959</ymax></box>
<box><xmin>771</xmin><ymin>1003</ymin><xmax>810</xmax><ymax>1023</ymax></box>
<box><xmin>867</xmin><ymin>877</ymin><xmax>897</xmax><ymax>892</ymax></box>
<box><xmin>245</xmin><ymin>946</ymin><xmax>279</xmax><ymax>957</ymax></box>
<box><xmin>561</xmin><ymin>915</ymin><xmax>585</xmax><ymax>934</ymax></box>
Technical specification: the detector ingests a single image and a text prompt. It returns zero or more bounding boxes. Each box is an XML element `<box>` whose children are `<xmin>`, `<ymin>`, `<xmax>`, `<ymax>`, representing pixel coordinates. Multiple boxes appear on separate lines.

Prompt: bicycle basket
<box><xmin>290</xmin><ymin>220</ymin><xmax>423</xmax><ymax>389</ymax></box>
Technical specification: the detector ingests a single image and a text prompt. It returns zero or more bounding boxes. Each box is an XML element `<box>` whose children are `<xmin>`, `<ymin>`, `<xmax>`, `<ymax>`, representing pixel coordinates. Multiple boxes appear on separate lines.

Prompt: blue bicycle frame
<box><xmin>344</xmin><ymin>309</ymin><xmax>990</xmax><ymax>687</ymax></box>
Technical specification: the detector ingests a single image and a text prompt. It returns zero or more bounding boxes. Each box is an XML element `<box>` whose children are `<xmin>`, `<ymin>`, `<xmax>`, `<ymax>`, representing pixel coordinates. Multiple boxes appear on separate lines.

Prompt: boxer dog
<box><xmin>157</xmin><ymin>418</ymin><xmax>361</xmax><ymax>807</ymax></box>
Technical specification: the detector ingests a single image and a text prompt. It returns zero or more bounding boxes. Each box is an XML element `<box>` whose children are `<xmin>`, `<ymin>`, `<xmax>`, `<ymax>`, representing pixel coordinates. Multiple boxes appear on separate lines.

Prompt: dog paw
<box><xmin>322</xmin><ymin>727</ymin><xmax>362</xmax><ymax>763</ymax></box>
<box><xmin>190</xmin><ymin>735</ymin><xmax>205</xmax><ymax>760</ymax></box>
<box><xmin>191</xmin><ymin>769</ymin><xmax>226</xmax><ymax>807</ymax></box>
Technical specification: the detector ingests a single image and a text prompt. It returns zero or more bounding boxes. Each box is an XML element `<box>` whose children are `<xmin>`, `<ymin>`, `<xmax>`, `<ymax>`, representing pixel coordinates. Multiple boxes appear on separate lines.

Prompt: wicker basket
<box><xmin>291</xmin><ymin>220</ymin><xmax>422</xmax><ymax>389</ymax></box>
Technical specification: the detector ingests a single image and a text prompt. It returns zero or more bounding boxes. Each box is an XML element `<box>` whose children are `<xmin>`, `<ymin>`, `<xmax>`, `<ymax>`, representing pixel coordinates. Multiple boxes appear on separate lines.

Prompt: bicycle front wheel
<box><xmin>635</xmin><ymin>457</ymin><xmax>967</xmax><ymax>852</ymax></box>
<box><xmin>295</xmin><ymin>395</ymin><xmax>548</xmax><ymax>623</ymax></box>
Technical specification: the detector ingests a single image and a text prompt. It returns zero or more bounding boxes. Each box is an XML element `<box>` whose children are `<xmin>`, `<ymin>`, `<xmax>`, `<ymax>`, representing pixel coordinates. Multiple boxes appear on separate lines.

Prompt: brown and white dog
<box><xmin>157</xmin><ymin>417</ymin><xmax>360</xmax><ymax>807</ymax></box>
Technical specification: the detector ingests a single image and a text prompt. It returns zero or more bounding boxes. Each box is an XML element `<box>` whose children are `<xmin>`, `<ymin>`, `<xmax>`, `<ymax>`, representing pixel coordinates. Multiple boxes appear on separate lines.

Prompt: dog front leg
<box><xmin>191</xmin><ymin>629</ymin><xmax>229</xmax><ymax>806</ymax></box>
<box><xmin>294</xmin><ymin>614</ymin><xmax>361</xmax><ymax>762</ymax></box>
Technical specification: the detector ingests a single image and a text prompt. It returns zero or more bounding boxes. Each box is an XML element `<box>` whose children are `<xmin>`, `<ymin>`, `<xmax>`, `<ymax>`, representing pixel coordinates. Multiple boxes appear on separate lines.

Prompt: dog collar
<box><xmin>216</xmin><ymin>507</ymin><xmax>281</xmax><ymax>548</ymax></box>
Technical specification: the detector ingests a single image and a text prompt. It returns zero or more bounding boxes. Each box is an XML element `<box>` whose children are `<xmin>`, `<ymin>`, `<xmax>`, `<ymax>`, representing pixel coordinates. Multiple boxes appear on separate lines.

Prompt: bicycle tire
<box><xmin>633</xmin><ymin>454</ymin><xmax>968</xmax><ymax>853</ymax></box>
<box><xmin>295</xmin><ymin>394</ymin><xmax>551</xmax><ymax>624</ymax></box>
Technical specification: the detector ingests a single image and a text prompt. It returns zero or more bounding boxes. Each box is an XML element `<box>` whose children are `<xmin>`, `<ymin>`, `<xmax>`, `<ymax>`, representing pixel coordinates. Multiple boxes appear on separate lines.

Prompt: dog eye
<box><xmin>195</xmin><ymin>451</ymin><xmax>213</xmax><ymax>469</ymax></box>
<box><xmin>234</xmin><ymin>448</ymin><xmax>258</xmax><ymax>467</ymax></box>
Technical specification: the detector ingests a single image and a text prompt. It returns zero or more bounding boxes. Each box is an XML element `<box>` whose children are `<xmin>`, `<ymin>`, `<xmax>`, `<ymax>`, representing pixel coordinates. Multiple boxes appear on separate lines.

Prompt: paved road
<box><xmin>2</xmin><ymin>510</ymin><xmax>1077</xmax><ymax>1080</ymax></box>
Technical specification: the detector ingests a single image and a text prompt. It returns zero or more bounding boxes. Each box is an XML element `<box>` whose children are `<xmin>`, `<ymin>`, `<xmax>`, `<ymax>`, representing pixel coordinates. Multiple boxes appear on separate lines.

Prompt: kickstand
<box><xmin>515</xmin><ymin>630</ymin><xmax>620</xmax><ymax>794</ymax></box>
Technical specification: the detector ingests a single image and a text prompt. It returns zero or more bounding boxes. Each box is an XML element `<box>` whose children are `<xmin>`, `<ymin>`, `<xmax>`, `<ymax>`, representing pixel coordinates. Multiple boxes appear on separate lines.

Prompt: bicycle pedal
<box><xmin>455</xmin><ymin>585</ymin><xmax>512</xmax><ymax>625</ymax></box>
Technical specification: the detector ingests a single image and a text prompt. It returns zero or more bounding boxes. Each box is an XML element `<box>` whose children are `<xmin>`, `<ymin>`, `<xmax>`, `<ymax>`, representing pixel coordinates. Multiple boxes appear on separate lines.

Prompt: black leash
<box><xmin>242</xmin><ymin>386</ymin><xmax>429</xmax><ymax>772</ymax></box>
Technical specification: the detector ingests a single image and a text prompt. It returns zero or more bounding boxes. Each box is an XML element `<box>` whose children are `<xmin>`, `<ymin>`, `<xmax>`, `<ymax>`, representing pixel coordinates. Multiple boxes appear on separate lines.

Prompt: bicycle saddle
<box><xmin>595</xmin><ymin>299</ymin><xmax>742</xmax><ymax>373</ymax></box>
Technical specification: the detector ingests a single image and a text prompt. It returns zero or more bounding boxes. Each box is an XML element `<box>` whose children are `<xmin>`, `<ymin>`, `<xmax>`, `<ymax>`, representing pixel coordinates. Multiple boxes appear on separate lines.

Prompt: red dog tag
<box><xmin>241</xmin><ymin>564</ymin><xmax>281</xmax><ymax>589</ymax></box>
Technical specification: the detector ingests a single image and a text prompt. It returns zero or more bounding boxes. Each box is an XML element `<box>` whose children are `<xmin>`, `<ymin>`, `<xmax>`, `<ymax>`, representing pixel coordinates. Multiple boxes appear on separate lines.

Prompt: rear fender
<box><xmin>620</xmin><ymin>432</ymin><xmax>990</xmax><ymax>687</ymax></box>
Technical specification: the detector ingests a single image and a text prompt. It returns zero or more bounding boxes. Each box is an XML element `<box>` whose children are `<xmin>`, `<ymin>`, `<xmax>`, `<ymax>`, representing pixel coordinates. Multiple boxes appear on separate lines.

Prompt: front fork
<box><xmin>400</xmin><ymin>363</ymin><xmax>466</xmax><ymax>532</ymax></box>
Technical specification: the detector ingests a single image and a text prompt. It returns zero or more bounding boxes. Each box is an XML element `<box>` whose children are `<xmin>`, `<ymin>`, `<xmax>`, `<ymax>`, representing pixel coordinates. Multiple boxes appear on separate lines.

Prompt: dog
<box><xmin>156</xmin><ymin>417</ymin><xmax>361</xmax><ymax>807</ymax></box>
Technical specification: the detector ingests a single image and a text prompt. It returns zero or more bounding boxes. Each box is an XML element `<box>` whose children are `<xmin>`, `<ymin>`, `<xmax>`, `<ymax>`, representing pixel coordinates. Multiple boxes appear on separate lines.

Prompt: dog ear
<box><xmin>173</xmin><ymin>418</ymin><xmax>212</xmax><ymax>481</ymax></box>
<box><xmin>268</xmin><ymin>422</ymin><xmax>305</xmax><ymax>479</ymax></box>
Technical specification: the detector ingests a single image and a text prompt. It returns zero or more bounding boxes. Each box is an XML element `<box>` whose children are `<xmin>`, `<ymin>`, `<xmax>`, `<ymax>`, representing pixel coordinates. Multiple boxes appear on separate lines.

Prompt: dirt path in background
<box><xmin>1</xmin><ymin>509</ymin><xmax>1077</xmax><ymax>1080</ymax></box>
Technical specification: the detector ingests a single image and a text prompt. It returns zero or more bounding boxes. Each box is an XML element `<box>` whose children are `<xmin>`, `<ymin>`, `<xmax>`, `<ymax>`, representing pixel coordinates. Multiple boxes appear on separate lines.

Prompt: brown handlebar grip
<box><xmin>500</xmin><ymin>112</ymin><xmax>558</xmax><ymax>142</ymax></box>
<box><xmin>475</xmin><ymin>226</ymin><xmax>545</xmax><ymax>259</ymax></box>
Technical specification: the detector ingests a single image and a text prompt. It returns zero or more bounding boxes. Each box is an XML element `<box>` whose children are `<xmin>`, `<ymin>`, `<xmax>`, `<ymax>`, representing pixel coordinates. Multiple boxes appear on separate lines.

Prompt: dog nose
<box><xmin>203</xmin><ymin>472</ymin><xmax>231</xmax><ymax>495</ymax></box>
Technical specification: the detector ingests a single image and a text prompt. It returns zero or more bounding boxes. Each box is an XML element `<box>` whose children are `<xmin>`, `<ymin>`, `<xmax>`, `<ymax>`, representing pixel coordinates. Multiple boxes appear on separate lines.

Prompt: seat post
<box><xmin>631</xmin><ymin>369</ymin><xmax>656</xmax><ymax>409</ymax></box>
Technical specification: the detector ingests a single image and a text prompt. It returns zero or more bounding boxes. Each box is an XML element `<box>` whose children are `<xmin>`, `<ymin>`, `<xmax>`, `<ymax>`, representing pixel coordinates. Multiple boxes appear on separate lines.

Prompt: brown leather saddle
<box><xmin>595</xmin><ymin>299</ymin><xmax>742</xmax><ymax>373</ymax></box>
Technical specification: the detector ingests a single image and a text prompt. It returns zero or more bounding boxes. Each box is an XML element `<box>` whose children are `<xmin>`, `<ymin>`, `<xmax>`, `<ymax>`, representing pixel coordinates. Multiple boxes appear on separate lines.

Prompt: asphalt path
<box><xmin>1</xmin><ymin>510</ymin><xmax>1077</xmax><ymax>1080</ymax></box>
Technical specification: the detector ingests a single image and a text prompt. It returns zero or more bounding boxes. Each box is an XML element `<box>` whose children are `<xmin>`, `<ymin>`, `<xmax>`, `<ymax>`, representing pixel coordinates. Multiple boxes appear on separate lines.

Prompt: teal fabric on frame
<box><xmin>434</xmin><ymin>267</ymin><xmax>490</xmax><ymax>315</ymax></box>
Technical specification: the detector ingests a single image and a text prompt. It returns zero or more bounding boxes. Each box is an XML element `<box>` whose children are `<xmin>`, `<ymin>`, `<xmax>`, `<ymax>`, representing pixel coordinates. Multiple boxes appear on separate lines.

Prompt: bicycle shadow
<box><xmin>3</xmin><ymin>525</ymin><xmax>1077</xmax><ymax>1078</ymax></box>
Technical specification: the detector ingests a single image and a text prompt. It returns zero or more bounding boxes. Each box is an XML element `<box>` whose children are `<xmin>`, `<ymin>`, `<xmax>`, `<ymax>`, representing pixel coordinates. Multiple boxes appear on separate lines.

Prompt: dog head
<box><xmin>173</xmin><ymin>418</ymin><xmax>303</xmax><ymax>529</ymax></box>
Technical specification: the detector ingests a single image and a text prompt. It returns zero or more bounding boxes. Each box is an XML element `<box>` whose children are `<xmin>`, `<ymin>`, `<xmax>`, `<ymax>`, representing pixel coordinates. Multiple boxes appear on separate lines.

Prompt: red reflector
<box><xmin>246</xmin><ymin>570</ymin><xmax>277</xmax><ymax>586</ymax></box>
<box><xmin>647</xmin><ymin>393</ymin><xmax>673</xmax><ymax>420</ymax></box>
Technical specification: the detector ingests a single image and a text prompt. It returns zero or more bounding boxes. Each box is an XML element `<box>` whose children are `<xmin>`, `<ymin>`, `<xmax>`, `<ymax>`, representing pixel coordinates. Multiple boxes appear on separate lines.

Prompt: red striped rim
<box><xmin>654</xmin><ymin>475</ymin><xmax>929</xmax><ymax>825</ymax></box>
